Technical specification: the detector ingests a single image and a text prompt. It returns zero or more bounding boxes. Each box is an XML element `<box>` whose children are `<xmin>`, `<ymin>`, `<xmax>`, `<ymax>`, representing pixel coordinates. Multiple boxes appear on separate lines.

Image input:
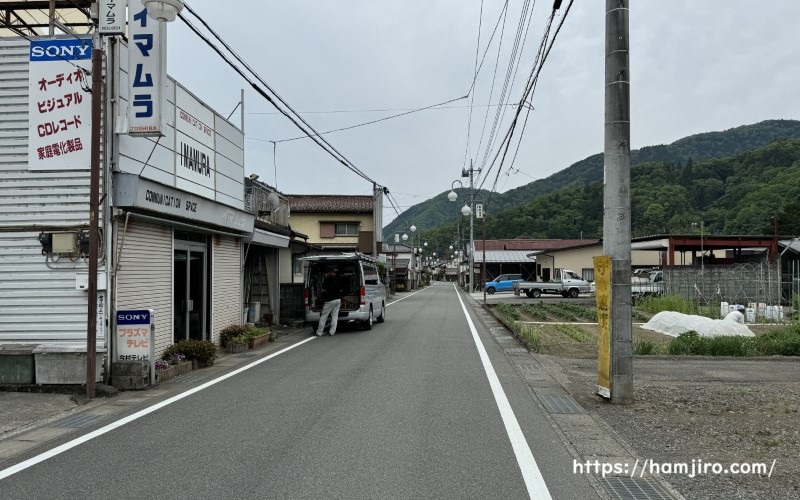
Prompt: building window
<box><xmin>335</xmin><ymin>222</ymin><xmax>359</xmax><ymax>236</ymax></box>
<box><xmin>292</xmin><ymin>256</ymin><xmax>303</xmax><ymax>276</ymax></box>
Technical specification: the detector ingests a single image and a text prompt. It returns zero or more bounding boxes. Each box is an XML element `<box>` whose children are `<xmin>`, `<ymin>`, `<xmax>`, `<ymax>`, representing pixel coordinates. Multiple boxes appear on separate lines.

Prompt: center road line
<box><xmin>454</xmin><ymin>284</ymin><xmax>552</xmax><ymax>500</ymax></box>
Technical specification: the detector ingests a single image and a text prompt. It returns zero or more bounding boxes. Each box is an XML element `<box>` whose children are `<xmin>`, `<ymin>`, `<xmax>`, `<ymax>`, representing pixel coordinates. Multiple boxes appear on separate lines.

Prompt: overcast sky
<box><xmin>165</xmin><ymin>1</ymin><xmax>800</xmax><ymax>228</ymax></box>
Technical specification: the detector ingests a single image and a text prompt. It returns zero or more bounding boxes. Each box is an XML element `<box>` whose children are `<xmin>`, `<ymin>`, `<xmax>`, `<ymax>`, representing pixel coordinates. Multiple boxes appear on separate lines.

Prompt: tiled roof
<box><xmin>474</xmin><ymin>239</ymin><xmax>600</xmax><ymax>251</ymax></box>
<box><xmin>287</xmin><ymin>195</ymin><xmax>373</xmax><ymax>213</ymax></box>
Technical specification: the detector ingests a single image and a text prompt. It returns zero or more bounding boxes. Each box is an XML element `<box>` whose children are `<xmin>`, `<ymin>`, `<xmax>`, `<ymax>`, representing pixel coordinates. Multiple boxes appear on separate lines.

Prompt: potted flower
<box><xmin>163</xmin><ymin>339</ymin><xmax>217</xmax><ymax>369</ymax></box>
<box><xmin>247</xmin><ymin>327</ymin><xmax>270</xmax><ymax>349</ymax></box>
<box><xmin>154</xmin><ymin>353</ymin><xmax>191</xmax><ymax>384</ymax></box>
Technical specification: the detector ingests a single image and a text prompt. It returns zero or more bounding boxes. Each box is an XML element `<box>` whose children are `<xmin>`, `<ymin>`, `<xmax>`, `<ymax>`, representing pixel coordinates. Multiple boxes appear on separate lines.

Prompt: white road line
<box><xmin>454</xmin><ymin>285</ymin><xmax>552</xmax><ymax>500</ymax></box>
<box><xmin>386</xmin><ymin>286</ymin><xmax>427</xmax><ymax>306</ymax></box>
<box><xmin>0</xmin><ymin>337</ymin><xmax>316</xmax><ymax>481</ymax></box>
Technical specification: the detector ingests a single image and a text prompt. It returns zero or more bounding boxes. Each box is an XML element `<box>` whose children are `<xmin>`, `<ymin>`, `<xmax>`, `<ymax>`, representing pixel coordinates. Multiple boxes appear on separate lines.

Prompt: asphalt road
<box><xmin>0</xmin><ymin>283</ymin><xmax>600</xmax><ymax>499</ymax></box>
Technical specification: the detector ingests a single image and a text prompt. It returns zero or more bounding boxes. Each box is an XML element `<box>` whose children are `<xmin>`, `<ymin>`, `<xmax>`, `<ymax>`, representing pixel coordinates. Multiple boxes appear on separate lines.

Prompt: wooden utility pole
<box><xmin>603</xmin><ymin>0</ymin><xmax>632</xmax><ymax>404</ymax></box>
<box><xmin>86</xmin><ymin>28</ymin><xmax>103</xmax><ymax>399</ymax></box>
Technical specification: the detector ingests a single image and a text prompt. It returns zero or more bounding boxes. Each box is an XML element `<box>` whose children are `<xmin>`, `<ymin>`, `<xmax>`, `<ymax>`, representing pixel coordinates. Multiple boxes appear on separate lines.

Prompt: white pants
<box><xmin>317</xmin><ymin>299</ymin><xmax>341</xmax><ymax>334</ymax></box>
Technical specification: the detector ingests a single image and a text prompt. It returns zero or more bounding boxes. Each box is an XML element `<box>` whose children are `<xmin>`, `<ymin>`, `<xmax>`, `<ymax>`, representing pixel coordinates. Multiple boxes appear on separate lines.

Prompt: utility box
<box><xmin>110</xmin><ymin>361</ymin><xmax>150</xmax><ymax>390</ymax></box>
<box><xmin>0</xmin><ymin>345</ymin><xmax>37</xmax><ymax>384</ymax></box>
<box><xmin>51</xmin><ymin>232</ymin><xmax>78</xmax><ymax>253</ymax></box>
<box><xmin>33</xmin><ymin>345</ymin><xmax>105</xmax><ymax>384</ymax></box>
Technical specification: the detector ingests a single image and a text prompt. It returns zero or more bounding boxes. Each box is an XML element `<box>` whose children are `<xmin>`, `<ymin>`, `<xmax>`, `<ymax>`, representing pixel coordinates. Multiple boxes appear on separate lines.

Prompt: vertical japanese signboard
<box><xmin>28</xmin><ymin>38</ymin><xmax>92</xmax><ymax>171</ymax></box>
<box><xmin>99</xmin><ymin>0</ymin><xmax>126</xmax><ymax>35</ymax></box>
<box><xmin>128</xmin><ymin>0</ymin><xmax>165</xmax><ymax>136</ymax></box>
<box><xmin>594</xmin><ymin>256</ymin><xmax>611</xmax><ymax>398</ymax></box>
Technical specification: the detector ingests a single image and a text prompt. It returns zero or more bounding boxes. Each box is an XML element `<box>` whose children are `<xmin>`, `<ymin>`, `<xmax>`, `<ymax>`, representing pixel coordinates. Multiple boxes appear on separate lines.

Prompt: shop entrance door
<box><xmin>174</xmin><ymin>234</ymin><xmax>208</xmax><ymax>342</ymax></box>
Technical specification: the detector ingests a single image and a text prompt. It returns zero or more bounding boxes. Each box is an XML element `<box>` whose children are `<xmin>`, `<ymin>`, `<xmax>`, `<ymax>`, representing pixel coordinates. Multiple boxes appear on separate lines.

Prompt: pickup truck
<box><xmin>631</xmin><ymin>270</ymin><xmax>663</xmax><ymax>297</ymax></box>
<box><xmin>512</xmin><ymin>269</ymin><xmax>592</xmax><ymax>298</ymax></box>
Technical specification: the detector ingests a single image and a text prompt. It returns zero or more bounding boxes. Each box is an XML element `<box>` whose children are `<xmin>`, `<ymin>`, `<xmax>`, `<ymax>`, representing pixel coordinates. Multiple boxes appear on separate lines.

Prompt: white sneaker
<box><xmin>329</xmin><ymin>331</ymin><xmax>335</xmax><ymax>336</ymax></box>
<box><xmin>316</xmin><ymin>331</ymin><xmax>323</xmax><ymax>337</ymax></box>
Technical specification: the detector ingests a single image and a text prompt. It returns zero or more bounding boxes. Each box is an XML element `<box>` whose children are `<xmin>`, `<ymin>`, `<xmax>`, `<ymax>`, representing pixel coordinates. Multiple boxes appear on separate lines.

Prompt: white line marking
<box><xmin>0</xmin><ymin>337</ymin><xmax>316</xmax><ymax>481</ymax></box>
<box><xmin>386</xmin><ymin>286</ymin><xmax>427</xmax><ymax>306</ymax></box>
<box><xmin>454</xmin><ymin>285</ymin><xmax>552</xmax><ymax>499</ymax></box>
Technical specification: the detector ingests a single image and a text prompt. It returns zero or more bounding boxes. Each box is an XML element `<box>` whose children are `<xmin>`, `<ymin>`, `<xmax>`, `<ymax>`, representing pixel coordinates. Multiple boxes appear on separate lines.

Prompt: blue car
<box><xmin>485</xmin><ymin>274</ymin><xmax>523</xmax><ymax>294</ymax></box>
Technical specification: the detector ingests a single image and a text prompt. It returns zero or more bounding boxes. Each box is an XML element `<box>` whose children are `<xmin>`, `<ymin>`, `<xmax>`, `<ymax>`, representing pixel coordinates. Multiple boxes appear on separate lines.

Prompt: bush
<box><xmin>220</xmin><ymin>324</ymin><xmax>251</xmax><ymax>346</ymax></box>
<box><xmin>163</xmin><ymin>339</ymin><xmax>218</xmax><ymax>368</ymax></box>
<box><xmin>668</xmin><ymin>331</ymin><xmax>706</xmax><ymax>355</ymax></box>
<box><xmin>753</xmin><ymin>327</ymin><xmax>800</xmax><ymax>356</ymax></box>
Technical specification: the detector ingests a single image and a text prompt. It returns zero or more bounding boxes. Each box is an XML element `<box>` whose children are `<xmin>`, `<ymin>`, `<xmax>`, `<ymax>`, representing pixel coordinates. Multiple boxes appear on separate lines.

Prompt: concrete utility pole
<box><xmin>603</xmin><ymin>0</ymin><xmax>632</xmax><ymax>404</ymax></box>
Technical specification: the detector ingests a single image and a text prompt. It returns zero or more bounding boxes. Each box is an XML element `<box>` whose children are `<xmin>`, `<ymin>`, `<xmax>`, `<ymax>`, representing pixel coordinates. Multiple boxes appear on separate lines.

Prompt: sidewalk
<box><xmin>0</xmin><ymin>324</ymin><xmax>311</xmax><ymax>464</ymax></box>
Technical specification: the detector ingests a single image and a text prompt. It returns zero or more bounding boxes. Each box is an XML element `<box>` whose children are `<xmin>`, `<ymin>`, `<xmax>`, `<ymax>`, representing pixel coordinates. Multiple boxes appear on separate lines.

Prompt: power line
<box><xmin>481</xmin><ymin>0</ymin><xmax>575</xmax><ymax>198</ymax></box>
<box><xmin>180</xmin><ymin>2</ymin><xmax>379</xmax><ymax>187</ymax></box>
<box><xmin>269</xmin><ymin>94</ymin><xmax>467</xmax><ymax>143</ymax></box>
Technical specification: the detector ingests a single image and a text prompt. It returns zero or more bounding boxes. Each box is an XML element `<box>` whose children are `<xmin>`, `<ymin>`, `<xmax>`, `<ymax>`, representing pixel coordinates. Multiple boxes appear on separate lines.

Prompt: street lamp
<box><xmin>449</xmin><ymin>166</ymin><xmax>479</xmax><ymax>293</ymax></box>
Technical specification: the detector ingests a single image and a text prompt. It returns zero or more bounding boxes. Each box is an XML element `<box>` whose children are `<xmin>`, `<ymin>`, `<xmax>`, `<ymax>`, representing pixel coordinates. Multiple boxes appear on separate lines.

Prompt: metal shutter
<box><xmin>211</xmin><ymin>234</ymin><xmax>242</xmax><ymax>342</ymax></box>
<box><xmin>114</xmin><ymin>219</ymin><xmax>173</xmax><ymax>357</ymax></box>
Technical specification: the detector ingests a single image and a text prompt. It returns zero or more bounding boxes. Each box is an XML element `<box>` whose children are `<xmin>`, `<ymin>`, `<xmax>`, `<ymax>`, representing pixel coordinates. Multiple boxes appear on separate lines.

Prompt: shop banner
<box><xmin>128</xmin><ymin>0</ymin><xmax>165</xmax><ymax>136</ymax></box>
<box><xmin>99</xmin><ymin>0</ymin><xmax>126</xmax><ymax>34</ymax></box>
<box><xmin>28</xmin><ymin>38</ymin><xmax>92</xmax><ymax>171</ymax></box>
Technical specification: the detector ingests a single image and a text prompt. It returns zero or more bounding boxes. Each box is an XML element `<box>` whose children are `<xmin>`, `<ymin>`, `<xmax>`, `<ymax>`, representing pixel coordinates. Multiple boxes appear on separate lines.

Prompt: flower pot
<box><xmin>226</xmin><ymin>342</ymin><xmax>248</xmax><ymax>354</ymax></box>
<box><xmin>155</xmin><ymin>361</ymin><xmax>192</xmax><ymax>384</ymax></box>
<box><xmin>248</xmin><ymin>334</ymin><xmax>269</xmax><ymax>349</ymax></box>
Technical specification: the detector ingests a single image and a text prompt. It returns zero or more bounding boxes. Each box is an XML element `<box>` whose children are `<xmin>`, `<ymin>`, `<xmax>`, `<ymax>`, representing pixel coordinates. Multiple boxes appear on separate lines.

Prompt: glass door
<box><xmin>174</xmin><ymin>236</ymin><xmax>208</xmax><ymax>341</ymax></box>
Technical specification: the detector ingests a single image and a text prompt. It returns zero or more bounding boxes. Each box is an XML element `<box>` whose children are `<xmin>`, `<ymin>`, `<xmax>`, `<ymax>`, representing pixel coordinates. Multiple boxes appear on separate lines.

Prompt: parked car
<box><xmin>302</xmin><ymin>253</ymin><xmax>387</xmax><ymax>331</ymax></box>
<box><xmin>485</xmin><ymin>274</ymin><xmax>524</xmax><ymax>294</ymax></box>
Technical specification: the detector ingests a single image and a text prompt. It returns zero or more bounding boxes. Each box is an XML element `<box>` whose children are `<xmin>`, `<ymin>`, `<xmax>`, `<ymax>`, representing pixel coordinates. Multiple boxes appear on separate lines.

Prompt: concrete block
<box><xmin>33</xmin><ymin>345</ymin><xmax>105</xmax><ymax>384</ymax></box>
<box><xmin>110</xmin><ymin>361</ymin><xmax>150</xmax><ymax>390</ymax></box>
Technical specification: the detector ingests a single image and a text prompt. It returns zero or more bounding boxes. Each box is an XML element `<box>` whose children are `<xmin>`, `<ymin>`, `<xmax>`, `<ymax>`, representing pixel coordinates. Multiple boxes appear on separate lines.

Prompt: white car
<box><xmin>302</xmin><ymin>253</ymin><xmax>387</xmax><ymax>331</ymax></box>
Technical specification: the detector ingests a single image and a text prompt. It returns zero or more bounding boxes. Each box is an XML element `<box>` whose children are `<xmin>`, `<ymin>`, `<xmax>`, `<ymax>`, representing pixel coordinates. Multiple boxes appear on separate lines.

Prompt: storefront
<box><xmin>113</xmin><ymin>174</ymin><xmax>253</xmax><ymax>356</ymax></box>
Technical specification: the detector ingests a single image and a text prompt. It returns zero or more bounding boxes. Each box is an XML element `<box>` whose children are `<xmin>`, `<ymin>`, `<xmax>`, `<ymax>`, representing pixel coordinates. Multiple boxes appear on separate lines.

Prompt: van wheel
<box><xmin>486</xmin><ymin>287</ymin><xmax>496</xmax><ymax>294</ymax></box>
<box><xmin>376</xmin><ymin>303</ymin><xmax>385</xmax><ymax>323</ymax></box>
<box><xmin>531</xmin><ymin>289</ymin><xmax>541</xmax><ymax>298</ymax></box>
<box><xmin>362</xmin><ymin>308</ymin><xmax>373</xmax><ymax>330</ymax></box>
<box><xmin>568</xmin><ymin>288</ymin><xmax>579</xmax><ymax>298</ymax></box>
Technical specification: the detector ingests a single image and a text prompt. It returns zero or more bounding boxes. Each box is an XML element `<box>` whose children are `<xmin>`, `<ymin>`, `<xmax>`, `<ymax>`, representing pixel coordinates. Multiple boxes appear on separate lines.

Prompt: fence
<box><xmin>662</xmin><ymin>260</ymin><xmax>799</xmax><ymax>321</ymax></box>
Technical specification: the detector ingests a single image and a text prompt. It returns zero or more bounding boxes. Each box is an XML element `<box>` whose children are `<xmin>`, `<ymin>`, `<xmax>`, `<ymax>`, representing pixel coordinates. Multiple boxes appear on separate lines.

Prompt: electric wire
<box><xmin>270</xmin><ymin>94</ymin><xmax>467</xmax><ymax>143</ymax></box>
<box><xmin>180</xmin><ymin>2</ymin><xmax>378</xmax><ymax>186</ymax></box>
<box><xmin>481</xmin><ymin>0</ymin><xmax>575</xmax><ymax>202</ymax></box>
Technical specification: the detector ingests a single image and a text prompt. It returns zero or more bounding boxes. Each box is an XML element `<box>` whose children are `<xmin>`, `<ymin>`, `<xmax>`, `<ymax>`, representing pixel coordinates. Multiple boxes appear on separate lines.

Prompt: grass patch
<box><xmin>667</xmin><ymin>325</ymin><xmax>800</xmax><ymax>357</ymax></box>
<box><xmin>496</xmin><ymin>303</ymin><xmax>520</xmax><ymax>322</ymax></box>
<box><xmin>521</xmin><ymin>303</ymin><xmax>549</xmax><ymax>321</ymax></box>
<box><xmin>519</xmin><ymin>324</ymin><xmax>542</xmax><ymax>352</ymax></box>
<box><xmin>636</xmin><ymin>295</ymin><xmax>717</xmax><ymax>318</ymax></box>
<box><xmin>634</xmin><ymin>339</ymin><xmax>659</xmax><ymax>355</ymax></box>
<box><xmin>554</xmin><ymin>324</ymin><xmax>588</xmax><ymax>342</ymax></box>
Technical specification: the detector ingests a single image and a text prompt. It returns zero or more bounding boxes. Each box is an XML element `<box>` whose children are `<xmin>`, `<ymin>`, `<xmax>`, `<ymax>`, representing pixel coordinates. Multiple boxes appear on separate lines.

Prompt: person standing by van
<box><xmin>317</xmin><ymin>266</ymin><xmax>343</xmax><ymax>336</ymax></box>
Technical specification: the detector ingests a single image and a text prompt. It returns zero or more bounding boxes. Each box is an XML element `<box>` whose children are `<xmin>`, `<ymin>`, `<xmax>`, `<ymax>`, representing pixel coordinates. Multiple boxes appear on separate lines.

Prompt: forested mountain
<box><xmin>384</xmin><ymin>119</ymin><xmax>800</xmax><ymax>239</ymax></box>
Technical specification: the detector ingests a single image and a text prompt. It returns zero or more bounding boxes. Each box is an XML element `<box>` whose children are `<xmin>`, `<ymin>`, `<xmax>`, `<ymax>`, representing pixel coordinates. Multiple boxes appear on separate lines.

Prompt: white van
<box><xmin>302</xmin><ymin>253</ymin><xmax>387</xmax><ymax>332</ymax></box>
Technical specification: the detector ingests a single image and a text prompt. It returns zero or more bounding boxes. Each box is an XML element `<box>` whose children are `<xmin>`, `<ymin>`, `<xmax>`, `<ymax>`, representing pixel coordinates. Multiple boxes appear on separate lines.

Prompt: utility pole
<box><xmin>464</xmin><ymin>160</ymin><xmax>480</xmax><ymax>293</ymax></box>
<box><xmin>603</xmin><ymin>0</ymin><xmax>632</xmax><ymax>404</ymax></box>
<box><xmin>86</xmin><ymin>23</ymin><xmax>104</xmax><ymax>399</ymax></box>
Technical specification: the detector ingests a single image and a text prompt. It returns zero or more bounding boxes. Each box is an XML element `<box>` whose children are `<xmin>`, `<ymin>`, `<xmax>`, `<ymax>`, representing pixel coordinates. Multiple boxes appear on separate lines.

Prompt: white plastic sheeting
<box><xmin>642</xmin><ymin>311</ymin><xmax>755</xmax><ymax>338</ymax></box>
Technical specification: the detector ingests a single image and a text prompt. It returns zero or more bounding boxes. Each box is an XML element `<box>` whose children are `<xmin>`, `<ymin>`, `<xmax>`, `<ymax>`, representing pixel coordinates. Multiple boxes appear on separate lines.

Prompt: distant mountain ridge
<box><xmin>384</xmin><ymin>119</ymin><xmax>800</xmax><ymax>236</ymax></box>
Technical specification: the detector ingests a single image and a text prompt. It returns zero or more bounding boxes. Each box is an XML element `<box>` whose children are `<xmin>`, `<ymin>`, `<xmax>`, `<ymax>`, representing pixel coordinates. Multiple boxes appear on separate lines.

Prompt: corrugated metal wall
<box><xmin>0</xmin><ymin>38</ymin><xmax>104</xmax><ymax>345</ymax></box>
<box><xmin>211</xmin><ymin>234</ymin><xmax>242</xmax><ymax>342</ymax></box>
<box><xmin>115</xmin><ymin>219</ymin><xmax>173</xmax><ymax>356</ymax></box>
